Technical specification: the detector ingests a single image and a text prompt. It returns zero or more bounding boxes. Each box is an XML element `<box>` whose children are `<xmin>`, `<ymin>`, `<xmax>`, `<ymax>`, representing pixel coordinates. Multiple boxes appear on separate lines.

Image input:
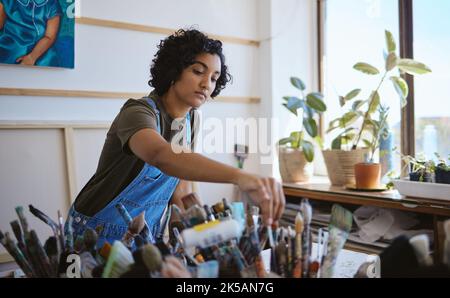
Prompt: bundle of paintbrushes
<box><xmin>0</xmin><ymin>204</ymin><xmax>121</xmax><ymax>278</ymax></box>
<box><xmin>253</xmin><ymin>199</ymin><xmax>353</xmax><ymax>278</ymax></box>
<box><xmin>1</xmin><ymin>196</ymin><xmax>354</xmax><ymax>279</ymax></box>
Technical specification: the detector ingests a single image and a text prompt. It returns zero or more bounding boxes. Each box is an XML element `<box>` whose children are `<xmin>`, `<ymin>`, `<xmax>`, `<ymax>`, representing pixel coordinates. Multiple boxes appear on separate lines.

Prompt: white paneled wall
<box><xmin>0</xmin><ymin>0</ymin><xmax>317</xmax><ymax>263</ymax></box>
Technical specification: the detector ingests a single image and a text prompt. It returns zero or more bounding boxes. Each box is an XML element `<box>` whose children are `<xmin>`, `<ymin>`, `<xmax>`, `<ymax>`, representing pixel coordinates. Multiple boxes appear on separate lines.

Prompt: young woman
<box><xmin>65</xmin><ymin>29</ymin><xmax>285</xmax><ymax>248</ymax></box>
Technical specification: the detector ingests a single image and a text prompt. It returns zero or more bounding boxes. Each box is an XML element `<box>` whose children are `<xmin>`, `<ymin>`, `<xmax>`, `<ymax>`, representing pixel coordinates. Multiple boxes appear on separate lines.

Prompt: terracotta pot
<box><xmin>322</xmin><ymin>149</ymin><xmax>369</xmax><ymax>186</ymax></box>
<box><xmin>278</xmin><ymin>147</ymin><xmax>313</xmax><ymax>183</ymax></box>
<box><xmin>354</xmin><ymin>163</ymin><xmax>381</xmax><ymax>189</ymax></box>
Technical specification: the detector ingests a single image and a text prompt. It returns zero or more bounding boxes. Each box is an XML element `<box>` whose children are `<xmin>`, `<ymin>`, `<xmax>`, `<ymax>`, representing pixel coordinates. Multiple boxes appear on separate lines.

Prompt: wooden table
<box><xmin>283</xmin><ymin>181</ymin><xmax>450</xmax><ymax>262</ymax></box>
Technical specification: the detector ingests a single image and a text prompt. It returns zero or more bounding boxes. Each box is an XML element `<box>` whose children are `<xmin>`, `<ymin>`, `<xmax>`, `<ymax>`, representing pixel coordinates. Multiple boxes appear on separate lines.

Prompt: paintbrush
<box><xmin>44</xmin><ymin>236</ymin><xmax>59</xmax><ymax>274</ymax></box>
<box><xmin>141</xmin><ymin>243</ymin><xmax>163</xmax><ymax>273</ymax></box>
<box><xmin>10</xmin><ymin>220</ymin><xmax>33</xmax><ymax>273</ymax></box>
<box><xmin>28</xmin><ymin>230</ymin><xmax>55</xmax><ymax>277</ymax></box>
<box><xmin>65</xmin><ymin>216</ymin><xmax>74</xmax><ymax>252</ymax></box>
<box><xmin>204</xmin><ymin>204</ymin><xmax>216</xmax><ymax>221</ymax></box>
<box><xmin>116</xmin><ymin>203</ymin><xmax>154</xmax><ymax>243</ymax></box>
<box><xmin>157</xmin><ymin>206</ymin><xmax>172</xmax><ymax>242</ymax></box>
<box><xmin>98</xmin><ymin>241</ymin><xmax>112</xmax><ymax>261</ymax></box>
<box><xmin>185</xmin><ymin>204</ymin><xmax>207</xmax><ymax>226</ymax></box>
<box><xmin>83</xmin><ymin>228</ymin><xmax>98</xmax><ymax>257</ymax></box>
<box><xmin>292</xmin><ymin>212</ymin><xmax>304</xmax><ymax>278</ymax></box>
<box><xmin>308</xmin><ymin>228</ymin><xmax>323</xmax><ymax>278</ymax></box>
<box><xmin>300</xmin><ymin>199</ymin><xmax>312</xmax><ymax>277</ymax></box>
<box><xmin>122</xmin><ymin>212</ymin><xmax>144</xmax><ymax>248</ymax></box>
<box><xmin>57</xmin><ymin>210</ymin><xmax>66</xmax><ymax>253</ymax></box>
<box><xmin>0</xmin><ymin>230</ymin><xmax>34</xmax><ymax>277</ymax></box>
<box><xmin>28</xmin><ymin>205</ymin><xmax>64</xmax><ymax>257</ymax></box>
<box><xmin>180</xmin><ymin>192</ymin><xmax>202</xmax><ymax>210</ymax></box>
<box><xmin>102</xmin><ymin>241</ymin><xmax>134</xmax><ymax>278</ymax></box>
<box><xmin>28</xmin><ymin>205</ymin><xmax>58</xmax><ymax>232</ymax></box>
<box><xmin>15</xmin><ymin>206</ymin><xmax>30</xmax><ymax>240</ymax></box>
<box><xmin>212</xmin><ymin>201</ymin><xmax>225</xmax><ymax>215</ymax></box>
<box><xmin>115</xmin><ymin>203</ymin><xmax>132</xmax><ymax>225</ymax></box>
<box><xmin>321</xmin><ymin>204</ymin><xmax>353</xmax><ymax>278</ymax></box>
<box><xmin>286</xmin><ymin>226</ymin><xmax>293</xmax><ymax>277</ymax></box>
<box><xmin>275</xmin><ymin>237</ymin><xmax>287</xmax><ymax>276</ymax></box>
<box><xmin>15</xmin><ymin>207</ymin><xmax>47</xmax><ymax>276</ymax></box>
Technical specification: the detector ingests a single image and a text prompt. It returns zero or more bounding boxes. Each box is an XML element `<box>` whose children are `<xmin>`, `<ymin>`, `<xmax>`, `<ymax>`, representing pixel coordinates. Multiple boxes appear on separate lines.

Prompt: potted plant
<box><xmin>354</xmin><ymin>105</ymin><xmax>390</xmax><ymax>189</ymax></box>
<box><xmin>323</xmin><ymin>30</ymin><xmax>431</xmax><ymax>186</ymax></box>
<box><xmin>398</xmin><ymin>153</ymin><xmax>434</xmax><ymax>183</ymax></box>
<box><xmin>435</xmin><ymin>153</ymin><xmax>450</xmax><ymax>184</ymax></box>
<box><xmin>278</xmin><ymin>77</ymin><xmax>327</xmax><ymax>182</ymax></box>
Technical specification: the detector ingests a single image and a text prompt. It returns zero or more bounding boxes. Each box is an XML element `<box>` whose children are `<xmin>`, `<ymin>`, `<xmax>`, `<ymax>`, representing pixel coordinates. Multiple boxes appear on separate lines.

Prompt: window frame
<box><xmin>317</xmin><ymin>0</ymin><xmax>416</xmax><ymax>175</ymax></box>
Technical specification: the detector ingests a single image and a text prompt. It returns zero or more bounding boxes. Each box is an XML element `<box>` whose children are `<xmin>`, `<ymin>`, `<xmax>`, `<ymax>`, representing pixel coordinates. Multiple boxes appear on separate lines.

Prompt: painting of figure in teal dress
<box><xmin>0</xmin><ymin>0</ymin><xmax>74</xmax><ymax>68</ymax></box>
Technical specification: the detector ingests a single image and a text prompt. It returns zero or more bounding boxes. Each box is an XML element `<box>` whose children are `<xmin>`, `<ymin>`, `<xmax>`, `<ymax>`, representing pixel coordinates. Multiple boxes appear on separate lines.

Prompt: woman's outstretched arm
<box><xmin>129</xmin><ymin>128</ymin><xmax>285</xmax><ymax>226</ymax></box>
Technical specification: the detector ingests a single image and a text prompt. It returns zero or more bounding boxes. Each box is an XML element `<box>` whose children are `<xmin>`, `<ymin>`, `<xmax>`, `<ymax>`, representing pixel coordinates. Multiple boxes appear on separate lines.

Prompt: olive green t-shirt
<box><xmin>74</xmin><ymin>91</ymin><xmax>196</xmax><ymax>217</ymax></box>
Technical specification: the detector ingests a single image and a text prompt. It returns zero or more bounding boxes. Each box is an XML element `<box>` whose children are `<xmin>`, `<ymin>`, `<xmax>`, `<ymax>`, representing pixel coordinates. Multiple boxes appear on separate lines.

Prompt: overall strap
<box><xmin>145</xmin><ymin>97</ymin><xmax>161</xmax><ymax>134</ymax></box>
<box><xmin>186</xmin><ymin>111</ymin><xmax>192</xmax><ymax>146</ymax></box>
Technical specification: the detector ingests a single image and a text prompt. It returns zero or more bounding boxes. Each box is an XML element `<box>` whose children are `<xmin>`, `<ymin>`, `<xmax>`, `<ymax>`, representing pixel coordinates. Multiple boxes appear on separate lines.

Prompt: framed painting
<box><xmin>0</xmin><ymin>0</ymin><xmax>75</xmax><ymax>68</ymax></box>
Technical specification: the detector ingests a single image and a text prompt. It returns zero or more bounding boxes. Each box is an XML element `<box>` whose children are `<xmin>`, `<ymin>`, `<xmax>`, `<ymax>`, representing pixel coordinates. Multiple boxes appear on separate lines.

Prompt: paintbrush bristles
<box><xmin>300</xmin><ymin>200</ymin><xmax>312</xmax><ymax>225</ymax></box>
<box><xmin>10</xmin><ymin>220</ymin><xmax>24</xmax><ymax>244</ymax></box>
<box><xmin>295</xmin><ymin>212</ymin><xmax>304</xmax><ymax>234</ymax></box>
<box><xmin>330</xmin><ymin>204</ymin><xmax>353</xmax><ymax>233</ymax></box>
<box><xmin>15</xmin><ymin>206</ymin><xmax>30</xmax><ymax>236</ymax></box>
<box><xmin>83</xmin><ymin>228</ymin><xmax>98</xmax><ymax>252</ymax></box>
<box><xmin>130</xmin><ymin>212</ymin><xmax>146</xmax><ymax>235</ymax></box>
<box><xmin>142</xmin><ymin>244</ymin><xmax>163</xmax><ymax>272</ymax></box>
<box><xmin>29</xmin><ymin>205</ymin><xmax>58</xmax><ymax>230</ymax></box>
<box><xmin>180</xmin><ymin>193</ymin><xmax>202</xmax><ymax>210</ymax></box>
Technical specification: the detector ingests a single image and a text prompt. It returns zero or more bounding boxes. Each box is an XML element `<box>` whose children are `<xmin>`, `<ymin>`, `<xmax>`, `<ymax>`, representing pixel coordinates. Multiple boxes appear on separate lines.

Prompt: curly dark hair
<box><xmin>149</xmin><ymin>29</ymin><xmax>232</xmax><ymax>98</ymax></box>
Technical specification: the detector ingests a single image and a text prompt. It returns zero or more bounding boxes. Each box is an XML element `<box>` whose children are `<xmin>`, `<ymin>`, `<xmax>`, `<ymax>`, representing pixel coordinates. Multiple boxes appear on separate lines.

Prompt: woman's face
<box><xmin>172</xmin><ymin>53</ymin><xmax>222</xmax><ymax>108</ymax></box>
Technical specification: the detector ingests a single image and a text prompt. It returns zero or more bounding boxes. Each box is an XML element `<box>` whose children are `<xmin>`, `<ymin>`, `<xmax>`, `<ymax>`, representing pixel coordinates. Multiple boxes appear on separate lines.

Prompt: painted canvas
<box><xmin>0</xmin><ymin>0</ymin><xmax>75</xmax><ymax>68</ymax></box>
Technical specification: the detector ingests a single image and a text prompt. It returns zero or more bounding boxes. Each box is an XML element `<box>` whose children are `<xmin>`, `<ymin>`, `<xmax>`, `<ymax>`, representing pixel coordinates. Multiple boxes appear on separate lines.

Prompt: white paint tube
<box><xmin>181</xmin><ymin>219</ymin><xmax>242</xmax><ymax>248</ymax></box>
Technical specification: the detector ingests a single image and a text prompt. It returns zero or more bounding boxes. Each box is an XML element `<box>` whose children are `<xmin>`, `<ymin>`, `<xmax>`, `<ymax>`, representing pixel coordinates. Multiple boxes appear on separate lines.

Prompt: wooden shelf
<box><xmin>283</xmin><ymin>182</ymin><xmax>450</xmax><ymax>262</ymax></box>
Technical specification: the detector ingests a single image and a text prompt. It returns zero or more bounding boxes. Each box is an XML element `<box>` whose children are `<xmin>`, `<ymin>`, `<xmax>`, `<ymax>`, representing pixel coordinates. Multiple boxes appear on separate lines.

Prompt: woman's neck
<box><xmin>161</xmin><ymin>90</ymin><xmax>191</xmax><ymax>119</ymax></box>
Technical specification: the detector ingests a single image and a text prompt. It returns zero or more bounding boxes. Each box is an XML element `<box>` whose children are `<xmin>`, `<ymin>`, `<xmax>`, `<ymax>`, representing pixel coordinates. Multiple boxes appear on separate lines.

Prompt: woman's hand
<box><xmin>16</xmin><ymin>54</ymin><xmax>36</xmax><ymax>66</ymax></box>
<box><xmin>236</xmin><ymin>172</ymin><xmax>285</xmax><ymax>227</ymax></box>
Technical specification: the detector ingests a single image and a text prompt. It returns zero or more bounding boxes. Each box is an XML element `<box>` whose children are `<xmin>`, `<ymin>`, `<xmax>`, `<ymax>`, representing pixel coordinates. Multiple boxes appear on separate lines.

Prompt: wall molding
<box><xmin>0</xmin><ymin>122</ymin><xmax>111</xmax><ymax>264</ymax></box>
<box><xmin>76</xmin><ymin>17</ymin><xmax>260</xmax><ymax>47</ymax></box>
<box><xmin>0</xmin><ymin>88</ymin><xmax>261</xmax><ymax>104</ymax></box>
<box><xmin>0</xmin><ymin>253</ymin><xmax>13</xmax><ymax>264</ymax></box>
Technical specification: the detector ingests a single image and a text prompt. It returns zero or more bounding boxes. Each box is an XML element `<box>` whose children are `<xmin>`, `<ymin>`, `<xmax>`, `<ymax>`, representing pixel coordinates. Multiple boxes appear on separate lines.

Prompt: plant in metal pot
<box><xmin>435</xmin><ymin>153</ymin><xmax>450</xmax><ymax>184</ymax></box>
<box><xmin>323</xmin><ymin>29</ymin><xmax>431</xmax><ymax>186</ymax></box>
<box><xmin>397</xmin><ymin>153</ymin><xmax>435</xmax><ymax>183</ymax></box>
<box><xmin>278</xmin><ymin>77</ymin><xmax>327</xmax><ymax>182</ymax></box>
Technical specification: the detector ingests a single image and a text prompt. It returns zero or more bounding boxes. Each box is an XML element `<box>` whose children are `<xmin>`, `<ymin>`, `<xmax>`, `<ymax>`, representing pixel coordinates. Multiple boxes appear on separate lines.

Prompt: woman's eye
<box><xmin>193</xmin><ymin>69</ymin><xmax>203</xmax><ymax>75</ymax></box>
<box><xmin>211</xmin><ymin>77</ymin><xmax>217</xmax><ymax>83</ymax></box>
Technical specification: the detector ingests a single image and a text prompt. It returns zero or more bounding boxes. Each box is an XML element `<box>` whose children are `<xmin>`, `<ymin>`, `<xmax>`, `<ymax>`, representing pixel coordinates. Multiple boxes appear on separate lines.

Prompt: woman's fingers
<box><xmin>268</xmin><ymin>178</ymin><xmax>279</xmax><ymax>225</ymax></box>
<box><xmin>273</xmin><ymin>180</ymin><xmax>286</xmax><ymax>226</ymax></box>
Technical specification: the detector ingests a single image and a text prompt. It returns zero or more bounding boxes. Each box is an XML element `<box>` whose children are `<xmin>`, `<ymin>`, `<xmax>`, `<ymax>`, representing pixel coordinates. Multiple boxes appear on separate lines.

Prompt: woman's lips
<box><xmin>195</xmin><ymin>92</ymin><xmax>206</xmax><ymax>100</ymax></box>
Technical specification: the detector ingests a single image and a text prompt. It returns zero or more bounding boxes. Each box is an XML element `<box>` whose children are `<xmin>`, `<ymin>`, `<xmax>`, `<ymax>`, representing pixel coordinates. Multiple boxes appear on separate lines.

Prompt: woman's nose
<box><xmin>200</xmin><ymin>77</ymin><xmax>211</xmax><ymax>92</ymax></box>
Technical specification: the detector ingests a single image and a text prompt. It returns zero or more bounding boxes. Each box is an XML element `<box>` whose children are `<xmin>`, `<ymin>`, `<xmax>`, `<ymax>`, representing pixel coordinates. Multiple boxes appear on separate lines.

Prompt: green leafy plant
<box><xmin>278</xmin><ymin>77</ymin><xmax>327</xmax><ymax>162</ymax></box>
<box><xmin>435</xmin><ymin>153</ymin><xmax>450</xmax><ymax>171</ymax></box>
<box><xmin>327</xmin><ymin>30</ymin><xmax>431</xmax><ymax>153</ymax></box>
<box><xmin>395</xmin><ymin>151</ymin><xmax>435</xmax><ymax>181</ymax></box>
<box><xmin>365</xmin><ymin>105</ymin><xmax>390</xmax><ymax>162</ymax></box>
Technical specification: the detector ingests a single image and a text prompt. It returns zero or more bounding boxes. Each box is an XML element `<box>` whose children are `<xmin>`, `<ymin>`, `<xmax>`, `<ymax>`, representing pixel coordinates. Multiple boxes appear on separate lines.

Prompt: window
<box><xmin>321</xmin><ymin>0</ymin><xmax>450</xmax><ymax>174</ymax></box>
<box><xmin>323</xmin><ymin>0</ymin><xmax>400</xmax><ymax>174</ymax></box>
<box><xmin>413</xmin><ymin>0</ymin><xmax>450</xmax><ymax>161</ymax></box>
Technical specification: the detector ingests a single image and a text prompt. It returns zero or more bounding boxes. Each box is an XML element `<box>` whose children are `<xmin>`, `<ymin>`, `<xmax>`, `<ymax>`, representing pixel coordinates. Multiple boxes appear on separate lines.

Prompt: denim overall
<box><xmin>65</xmin><ymin>97</ymin><xmax>191</xmax><ymax>248</ymax></box>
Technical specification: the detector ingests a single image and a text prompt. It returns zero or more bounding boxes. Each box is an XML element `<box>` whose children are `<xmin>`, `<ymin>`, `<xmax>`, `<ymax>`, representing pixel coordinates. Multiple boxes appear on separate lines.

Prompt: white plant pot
<box><xmin>322</xmin><ymin>148</ymin><xmax>369</xmax><ymax>186</ymax></box>
<box><xmin>278</xmin><ymin>147</ymin><xmax>313</xmax><ymax>183</ymax></box>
